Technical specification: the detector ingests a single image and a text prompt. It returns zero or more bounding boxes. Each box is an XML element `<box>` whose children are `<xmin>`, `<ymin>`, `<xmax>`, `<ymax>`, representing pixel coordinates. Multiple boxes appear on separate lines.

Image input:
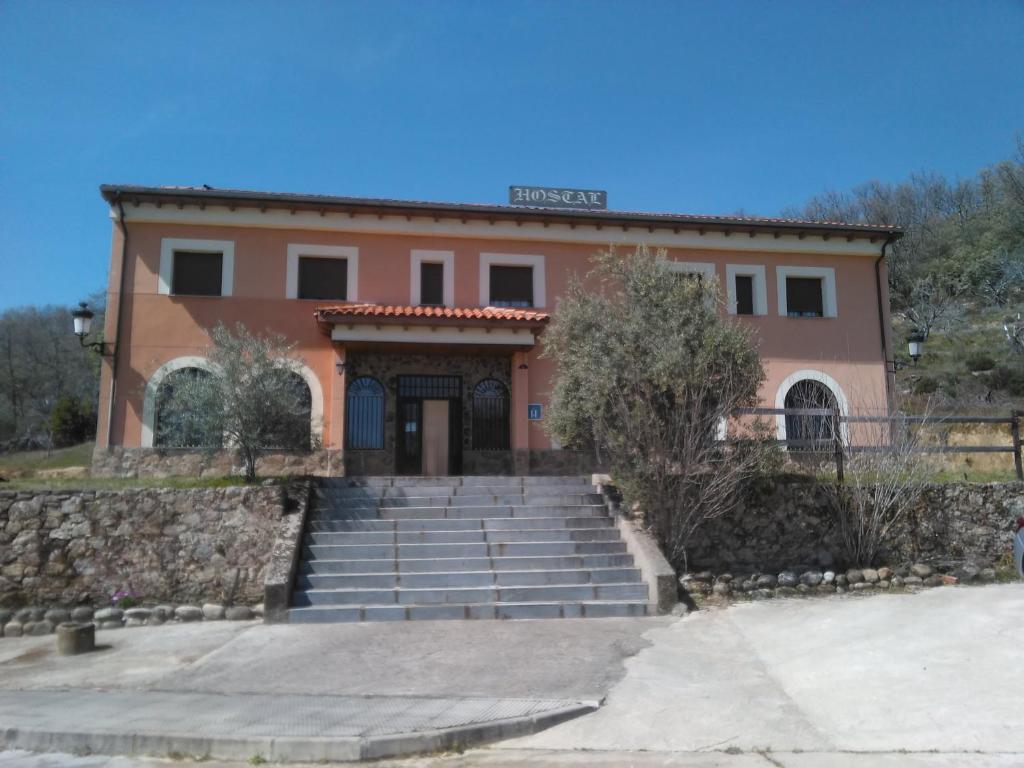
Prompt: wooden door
<box><xmin>421</xmin><ymin>400</ymin><xmax>450</xmax><ymax>476</ymax></box>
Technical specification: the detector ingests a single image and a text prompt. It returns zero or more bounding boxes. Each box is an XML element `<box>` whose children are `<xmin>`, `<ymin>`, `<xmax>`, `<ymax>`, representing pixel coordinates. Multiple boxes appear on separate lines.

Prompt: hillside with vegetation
<box><xmin>783</xmin><ymin>139</ymin><xmax>1024</xmax><ymax>413</ymax></box>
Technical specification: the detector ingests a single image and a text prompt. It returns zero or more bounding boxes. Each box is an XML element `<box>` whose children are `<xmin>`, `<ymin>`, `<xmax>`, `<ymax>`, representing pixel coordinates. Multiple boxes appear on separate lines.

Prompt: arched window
<box><xmin>263</xmin><ymin>371</ymin><xmax>313</xmax><ymax>450</ymax></box>
<box><xmin>784</xmin><ymin>379</ymin><xmax>839</xmax><ymax>451</ymax></box>
<box><xmin>154</xmin><ymin>367</ymin><xmax>221</xmax><ymax>448</ymax></box>
<box><xmin>472</xmin><ymin>379</ymin><xmax>510</xmax><ymax>451</ymax></box>
<box><xmin>346</xmin><ymin>377</ymin><xmax>385</xmax><ymax>450</ymax></box>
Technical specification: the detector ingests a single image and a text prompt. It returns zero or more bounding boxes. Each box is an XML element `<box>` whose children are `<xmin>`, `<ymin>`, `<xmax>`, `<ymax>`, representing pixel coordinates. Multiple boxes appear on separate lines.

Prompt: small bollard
<box><xmin>56</xmin><ymin>622</ymin><xmax>95</xmax><ymax>655</ymax></box>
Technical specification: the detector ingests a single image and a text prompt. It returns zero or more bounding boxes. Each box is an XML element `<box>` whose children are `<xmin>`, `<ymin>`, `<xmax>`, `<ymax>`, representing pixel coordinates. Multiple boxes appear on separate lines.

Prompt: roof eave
<box><xmin>101</xmin><ymin>184</ymin><xmax>903</xmax><ymax>242</ymax></box>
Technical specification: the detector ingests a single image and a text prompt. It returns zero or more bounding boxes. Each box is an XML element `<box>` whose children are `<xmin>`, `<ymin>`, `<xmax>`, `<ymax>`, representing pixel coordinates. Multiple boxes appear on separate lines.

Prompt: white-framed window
<box><xmin>159</xmin><ymin>238</ymin><xmax>234</xmax><ymax>297</ymax></box>
<box><xmin>776</xmin><ymin>266</ymin><xmax>837</xmax><ymax>318</ymax></box>
<box><xmin>410</xmin><ymin>249</ymin><xmax>454</xmax><ymax>307</ymax></box>
<box><xmin>725</xmin><ymin>264</ymin><xmax>768</xmax><ymax>316</ymax></box>
<box><xmin>480</xmin><ymin>253</ymin><xmax>546</xmax><ymax>308</ymax></box>
<box><xmin>286</xmin><ymin>244</ymin><xmax>359</xmax><ymax>301</ymax></box>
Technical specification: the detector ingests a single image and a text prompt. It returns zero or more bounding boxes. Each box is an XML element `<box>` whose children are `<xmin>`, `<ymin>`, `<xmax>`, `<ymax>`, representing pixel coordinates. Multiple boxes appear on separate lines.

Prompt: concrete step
<box><xmin>317</xmin><ymin>485</ymin><xmax>599</xmax><ymax>499</ymax></box>
<box><xmin>308</xmin><ymin>505</ymin><xmax>607</xmax><ymax>522</ymax></box>
<box><xmin>319</xmin><ymin>476</ymin><xmax>591</xmax><ymax>489</ymax></box>
<box><xmin>303</xmin><ymin>541</ymin><xmax>628</xmax><ymax>561</ymax></box>
<box><xmin>307</xmin><ymin>516</ymin><xmax>614</xmax><ymax>533</ymax></box>
<box><xmin>287</xmin><ymin>600</ymin><xmax>648</xmax><ymax>622</ymax></box>
<box><xmin>292</xmin><ymin>582</ymin><xmax>649</xmax><ymax>607</ymax></box>
<box><xmin>314</xmin><ymin>494</ymin><xmax>603</xmax><ymax>508</ymax></box>
<box><xmin>296</xmin><ymin>567</ymin><xmax>644</xmax><ymax>590</ymax></box>
<box><xmin>305</xmin><ymin>528</ymin><xmax>622</xmax><ymax>546</ymax></box>
<box><xmin>301</xmin><ymin>553</ymin><xmax>637</xmax><ymax>574</ymax></box>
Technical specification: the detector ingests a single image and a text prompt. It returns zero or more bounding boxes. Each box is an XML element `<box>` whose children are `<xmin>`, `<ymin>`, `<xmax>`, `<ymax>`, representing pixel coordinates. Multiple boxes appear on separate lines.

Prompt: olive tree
<box><xmin>157</xmin><ymin>322</ymin><xmax>316</xmax><ymax>482</ymax></box>
<box><xmin>543</xmin><ymin>246</ymin><xmax>776</xmax><ymax>570</ymax></box>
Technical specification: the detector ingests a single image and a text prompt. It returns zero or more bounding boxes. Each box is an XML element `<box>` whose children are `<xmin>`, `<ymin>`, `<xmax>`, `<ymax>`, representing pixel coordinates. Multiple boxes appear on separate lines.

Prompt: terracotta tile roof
<box><xmin>315</xmin><ymin>304</ymin><xmax>550</xmax><ymax>325</ymax></box>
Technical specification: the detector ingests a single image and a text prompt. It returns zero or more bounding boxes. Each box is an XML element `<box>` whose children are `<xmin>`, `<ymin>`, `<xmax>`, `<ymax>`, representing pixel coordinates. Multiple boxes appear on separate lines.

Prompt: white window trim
<box><xmin>410</xmin><ymin>249</ymin><xmax>455</xmax><ymax>307</ymax></box>
<box><xmin>141</xmin><ymin>356</ymin><xmax>220</xmax><ymax>447</ymax></box>
<box><xmin>286</xmin><ymin>244</ymin><xmax>359</xmax><ymax>301</ymax></box>
<box><xmin>776</xmin><ymin>265</ymin><xmax>837</xmax><ymax>318</ymax></box>
<box><xmin>725</xmin><ymin>264</ymin><xmax>768</xmax><ymax>316</ymax></box>
<box><xmin>159</xmin><ymin>238</ymin><xmax>235</xmax><ymax>297</ymax></box>
<box><xmin>480</xmin><ymin>253</ymin><xmax>546</xmax><ymax>308</ymax></box>
<box><xmin>774</xmin><ymin>369</ymin><xmax>850</xmax><ymax>443</ymax></box>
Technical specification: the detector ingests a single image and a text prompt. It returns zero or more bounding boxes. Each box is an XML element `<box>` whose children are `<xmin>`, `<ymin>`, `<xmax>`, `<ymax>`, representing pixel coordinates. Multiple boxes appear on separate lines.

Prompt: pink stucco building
<box><xmin>92</xmin><ymin>185</ymin><xmax>900</xmax><ymax>477</ymax></box>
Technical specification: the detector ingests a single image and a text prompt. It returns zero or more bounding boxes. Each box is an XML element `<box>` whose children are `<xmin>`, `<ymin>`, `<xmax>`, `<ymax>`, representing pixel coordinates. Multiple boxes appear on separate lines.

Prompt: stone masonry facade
<box><xmin>686</xmin><ymin>480</ymin><xmax>1021</xmax><ymax>573</ymax></box>
<box><xmin>0</xmin><ymin>486</ymin><xmax>286</xmax><ymax>608</ymax></box>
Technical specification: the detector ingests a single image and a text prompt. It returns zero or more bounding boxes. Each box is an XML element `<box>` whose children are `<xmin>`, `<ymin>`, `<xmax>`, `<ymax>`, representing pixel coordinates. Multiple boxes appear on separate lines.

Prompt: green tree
<box><xmin>542</xmin><ymin>246</ymin><xmax>776</xmax><ymax>569</ymax></box>
<box><xmin>158</xmin><ymin>323</ymin><xmax>317</xmax><ymax>482</ymax></box>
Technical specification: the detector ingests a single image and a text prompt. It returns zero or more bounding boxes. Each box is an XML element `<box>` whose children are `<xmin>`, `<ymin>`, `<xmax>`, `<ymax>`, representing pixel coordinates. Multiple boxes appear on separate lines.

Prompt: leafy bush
<box><xmin>49</xmin><ymin>395</ymin><xmax>97</xmax><ymax>447</ymax></box>
<box><xmin>543</xmin><ymin>246</ymin><xmax>777</xmax><ymax>570</ymax></box>
<box><xmin>964</xmin><ymin>352</ymin><xmax>997</xmax><ymax>372</ymax></box>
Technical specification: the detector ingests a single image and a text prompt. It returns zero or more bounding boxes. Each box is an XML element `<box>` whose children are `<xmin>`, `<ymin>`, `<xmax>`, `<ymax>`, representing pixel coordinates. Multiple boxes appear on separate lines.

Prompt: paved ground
<box><xmin>2</xmin><ymin>584</ymin><xmax>1022</xmax><ymax>766</ymax></box>
<box><xmin>0</xmin><ymin>617</ymin><xmax>664</xmax><ymax>699</ymax></box>
<box><xmin>0</xmin><ymin>616</ymin><xmax>665</xmax><ymax>759</ymax></box>
<box><xmin>501</xmin><ymin>583</ymin><xmax>1024</xmax><ymax>761</ymax></box>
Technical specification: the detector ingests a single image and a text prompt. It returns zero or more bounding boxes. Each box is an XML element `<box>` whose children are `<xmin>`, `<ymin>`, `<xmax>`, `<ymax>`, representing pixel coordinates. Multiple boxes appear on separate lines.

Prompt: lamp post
<box><xmin>71</xmin><ymin>302</ymin><xmax>112</xmax><ymax>356</ymax></box>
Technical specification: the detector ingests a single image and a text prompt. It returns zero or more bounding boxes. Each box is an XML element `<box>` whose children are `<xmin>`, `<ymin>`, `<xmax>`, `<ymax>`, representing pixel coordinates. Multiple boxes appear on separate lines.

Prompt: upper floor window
<box><xmin>420</xmin><ymin>263</ymin><xmax>444</xmax><ymax>306</ymax></box>
<box><xmin>725</xmin><ymin>265</ymin><xmax>767</xmax><ymax>316</ymax></box>
<box><xmin>173</xmin><ymin>252</ymin><xmax>223</xmax><ymax>296</ymax></box>
<box><xmin>411</xmin><ymin>250</ymin><xmax>454</xmax><ymax>307</ymax></box>
<box><xmin>287</xmin><ymin>244</ymin><xmax>359</xmax><ymax>301</ymax></box>
<box><xmin>489</xmin><ymin>266</ymin><xmax>534</xmax><ymax>307</ymax></box>
<box><xmin>786</xmin><ymin>277</ymin><xmax>823</xmax><ymax>317</ymax></box>
<box><xmin>298</xmin><ymin>257</ymin><xmax>348</xmax><ymax>301</ymax></box>
<box><xmin>159</xmin><ymin>238</ymin><xmax>234</xmax><ymax>297</ymax></box>
<box><xmin>777</xmin><ymin>266</ymin><xmax>837</xmax><ymax>318</ymax></box>
<box><xmin>480</xmin><ymin>253</ymin><xmax>545</xmax><ymax>308</ymax></box>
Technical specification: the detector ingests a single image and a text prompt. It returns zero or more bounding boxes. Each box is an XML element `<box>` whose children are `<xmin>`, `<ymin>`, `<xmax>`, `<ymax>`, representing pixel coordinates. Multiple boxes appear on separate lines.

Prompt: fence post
<box><xmin>1012</xmin><ymin>410</ymin><xmax>1023</xmax><ymax>482</ymax></box>
<box><xmin>832</xmin><ymin>407</ymin><xmax>845</xmax><ymax>484</ymax></box>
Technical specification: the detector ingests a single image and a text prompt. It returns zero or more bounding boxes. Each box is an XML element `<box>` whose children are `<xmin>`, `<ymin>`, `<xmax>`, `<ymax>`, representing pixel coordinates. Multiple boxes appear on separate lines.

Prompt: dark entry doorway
<box><xmin>395</xmin><ymin>375</ymin><xmax>463</xmax><ymax>475</ymax></box>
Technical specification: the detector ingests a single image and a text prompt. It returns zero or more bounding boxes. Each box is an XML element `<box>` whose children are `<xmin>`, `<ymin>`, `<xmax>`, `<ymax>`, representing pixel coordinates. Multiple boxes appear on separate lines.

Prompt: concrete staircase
<box><xmin>288</xmin><ymin>476</ymin><xmax>650</xmax><ymax>622</ymax></box>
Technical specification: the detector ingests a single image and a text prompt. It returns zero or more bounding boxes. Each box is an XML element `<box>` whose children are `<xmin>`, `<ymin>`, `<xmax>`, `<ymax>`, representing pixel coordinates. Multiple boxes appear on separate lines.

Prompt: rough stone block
<box><xmin>93</xmin><ymin>607</ymin><xmax>124</xmax><ymax>622</ymax></box>
<box><xmin>225</xmin><ymin>606</ymin><xmax>254</xmax><ymax>621</ymax></box>
<box><xmin>3</xmin><ymin>622</ymin><xmax>23</xmax><ymax>637</ymax></box>
<box><xmin>70</xmin><ymin>606</ymin><xmax>95</xmax><ymax>622</ymax></box>
<box><xmin>175</xmin><ymin>605</ymin><xmax>203</xmax><ymax>622</ymax></box>
<box><xmin>202</xmin><ymin>603</ymin><xmax>226</xmax><ymax>621</ymax></box>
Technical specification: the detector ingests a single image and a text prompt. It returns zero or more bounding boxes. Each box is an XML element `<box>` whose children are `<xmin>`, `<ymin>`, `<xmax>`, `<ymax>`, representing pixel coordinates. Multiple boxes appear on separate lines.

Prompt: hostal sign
<box><xmin>509</xmin><ymin>186</ymin><xmax>607</xmax><ymax>211</ymax></box>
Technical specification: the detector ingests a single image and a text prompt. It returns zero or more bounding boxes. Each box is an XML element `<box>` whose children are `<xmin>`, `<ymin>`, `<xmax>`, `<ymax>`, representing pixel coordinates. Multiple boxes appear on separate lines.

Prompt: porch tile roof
<box><xmin>314</xmin><ymin>304</ymin><xmax>550</xmax><ymax>326</ymax></box>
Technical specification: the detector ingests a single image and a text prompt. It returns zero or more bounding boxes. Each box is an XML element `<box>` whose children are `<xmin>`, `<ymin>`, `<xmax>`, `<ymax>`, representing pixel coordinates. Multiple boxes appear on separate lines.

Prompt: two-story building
<box><xmin>91</xmin><ymin>185</ymin><xmax>900</xmax><ymax>477</ymax></box>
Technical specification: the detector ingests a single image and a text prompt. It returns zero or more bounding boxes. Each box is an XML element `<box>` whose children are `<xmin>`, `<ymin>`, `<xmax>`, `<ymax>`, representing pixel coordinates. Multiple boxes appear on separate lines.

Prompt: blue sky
<box><xmin>1</xmin><ymin>0</ymin><xmax>1022</xmax><ymax>310</ymax></box>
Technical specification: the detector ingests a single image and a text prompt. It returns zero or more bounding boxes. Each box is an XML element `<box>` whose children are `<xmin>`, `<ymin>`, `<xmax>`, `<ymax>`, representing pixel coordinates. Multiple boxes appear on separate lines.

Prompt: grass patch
<box><xmin>0</xmin><ymin>474</ymin><xmax>285</xmax><ymax>492</ymax></box>
<box><xmin>0</xmin><ymin>442</ymin><xmax>94</xmax><ymax>473</ymax></box>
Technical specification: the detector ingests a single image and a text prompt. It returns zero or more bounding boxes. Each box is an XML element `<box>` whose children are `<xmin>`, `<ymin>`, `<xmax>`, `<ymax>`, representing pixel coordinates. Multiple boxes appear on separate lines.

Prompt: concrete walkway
<box><xmin>502</xmin><ymin>584</ymin><xmax>1024</xmax><ymax>761</ymax></box>
<box><xmin>0</xmin><ymin>616</ymin><xmax>666</xmax><ymax>760</ymax></box>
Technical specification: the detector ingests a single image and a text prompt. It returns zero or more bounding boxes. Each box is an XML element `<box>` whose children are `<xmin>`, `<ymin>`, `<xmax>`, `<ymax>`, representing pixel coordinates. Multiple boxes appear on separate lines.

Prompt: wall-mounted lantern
<box><xmin>71</xmin><ymin>302</ymin><xmax>113</xmax><ymax>356</ymax></box>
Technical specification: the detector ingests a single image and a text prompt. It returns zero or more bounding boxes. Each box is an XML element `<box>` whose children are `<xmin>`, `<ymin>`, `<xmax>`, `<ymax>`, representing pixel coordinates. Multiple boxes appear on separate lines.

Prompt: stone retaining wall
<box><xmin>0</xmin><ymin>484</ymin><xmax>290</xmax><ymax>609</ymax></box>
<box><xmin>91</xmin><ymin>446</ymin><xmax>336</xmax><ymax>478</ymax></box>
<box><xmin>686</xmin><ymin>481</ymin><xmax>1022</xmax><ymax>573</ymax></box>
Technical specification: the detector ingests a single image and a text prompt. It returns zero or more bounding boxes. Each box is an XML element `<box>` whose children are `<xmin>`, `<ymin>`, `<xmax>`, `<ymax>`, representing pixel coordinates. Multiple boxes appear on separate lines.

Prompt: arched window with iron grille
<box><xmin>784</xmin><ymin>379</ymin><xmax>839</xmax><ymax>451</ymax></box>
<box><xmin>472</xmin><ymin>379</ymin><xmax>510</xmax><ymax>451</ymax></box>
<box><xmin>154</xmin><ymin>367</ymin><xmax>222</xmax><ymax>448</ymax></box>
<box><xmin>346</xmin><ymin>377</ymin><xmax>385</xmax><ymax>449</ymax></box>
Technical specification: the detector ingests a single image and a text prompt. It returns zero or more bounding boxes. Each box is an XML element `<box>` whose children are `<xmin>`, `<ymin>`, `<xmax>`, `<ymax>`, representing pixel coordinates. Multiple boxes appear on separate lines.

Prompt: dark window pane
<box><xmin>784</xmin><ymin>379</ymin><xmax>838</xmax><ymax>452</ymax></box>
<box><xmin>420</xmin><ymin>262</ymin><xmax>444</xmax><ymax>306</ymax></box>
<box><xmin>735</xmin><ymin>275</ymin><xmax>754</xmax><ymax>315</ymax></box>
<box><xmin>172</xmin><ymin>252</ymin><xmax>222</xmax><ymax>296</ymax></box>
<box><xmin>346</xmin><ymin>377</ymin><xmax>384</xmax><ymax>449</ymax></box>
<box><xmin>489</xmin><ymin>265</ymin><xmax>533</xmax><ymax>307</ymax></box>
<box><xmin>786</xmin><ymin>277</ymin><xmax>824</xmax><ymax>317</ymax></box>
<box><xmin>472</xmin><ymin>379</ymin><xmax>510</xmax><ymax>450</ymax></box>
<box><xmin>298</xmin><ymin>257</ymin><xmax>347</xmax><ymax>300</ymax></box>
